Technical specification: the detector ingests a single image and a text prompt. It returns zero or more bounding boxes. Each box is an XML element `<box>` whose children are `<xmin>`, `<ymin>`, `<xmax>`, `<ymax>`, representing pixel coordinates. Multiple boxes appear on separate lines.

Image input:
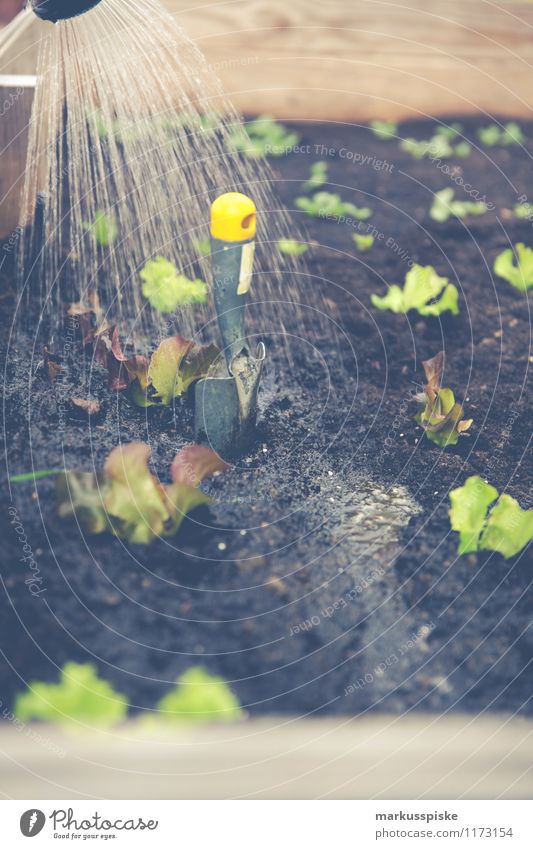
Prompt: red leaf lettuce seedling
<box><xmin>371</xmin><ymin>264</ymin><xmax>459</xmax><ymax>316</ymax></box>
<box><xmin>493</xmin><ymin>243</ymin><xmax>533</xmax><ymax>291</ymax></box>
<box><xmin>449</xmin><ymin>476</ymin><xmax>533</xmax><ymax>558</ymax></box>
<box><xmin>414</xmin><ymin>352</ymin><xmax>472</xmax><ymax>447</ymax></box>
<box><xmin>56</xmin><ymin>442</ymin><xmax>229</xmax><ymax>545</ymax></box>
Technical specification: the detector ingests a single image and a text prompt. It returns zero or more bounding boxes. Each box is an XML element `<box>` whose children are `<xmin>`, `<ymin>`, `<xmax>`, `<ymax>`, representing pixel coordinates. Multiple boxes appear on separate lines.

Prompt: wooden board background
<box><xmin>2</xmin><ymin>1</ymin><xmax>533</xmax><ymax>119</ymax></box>
<box><xmin>1</xmin><ymin>714</ymin><xmax>532</xmax><ymax>799</ymax></box>
<box><xmin>1</xmin><ymin>1</ymin><xmax>533</xmax><ymax>233</ymax></box>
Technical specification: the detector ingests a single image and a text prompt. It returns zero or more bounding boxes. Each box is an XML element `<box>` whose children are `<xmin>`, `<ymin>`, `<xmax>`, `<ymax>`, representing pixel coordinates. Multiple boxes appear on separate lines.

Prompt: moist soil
<box><xmin>1</xmin><ymin>117</ymin><xmax>531</xmax><ymax>719</ymax></box>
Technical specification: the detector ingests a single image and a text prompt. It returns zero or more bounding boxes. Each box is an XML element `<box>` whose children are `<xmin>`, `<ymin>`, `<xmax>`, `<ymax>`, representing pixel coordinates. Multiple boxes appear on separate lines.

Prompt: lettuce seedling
<box><xmin>82</xmin><ymin>210</ymin><xmax>118</xmax><ymax>247</ymax></box>
<box><xmin>493</xmin><ymin>243</ymin><xmax>533</xmax><ymax>291</ymax></box>
<box><xmin>15</xmin><ymin>662</ymin><xmax>128</xmax><ymax>728</ymax></box>
<box><xmin>434</xmin><ymin>122</ymin><xmax>463</xmax><ymax>140</ymax></box>
<box><xmin>430</xmin><ymin>188</ymin><xmax>487</xmax><ymax>222</ymax></box>
<box><xmin>156</xmin><ymin>667</ymin><xmax>242</xmax><ymax>723</ymax></box>
<box><xmin>295</xmin><ymin>191</ymin><xmax>372</xmax><ymax>220</ymax></box>
<box><xmin>353</xmin><ymin>233</ymin><xmax>375</xmax><ymax>252</ymax></box>
<box><xmin>371</xmin><ymin>264</ymin><xmax>459</xmax><ymax>316</ymax></box>
<box><xmin>449</xmin><ymin>476</ymin><xmax>533</xmax><ymax>558</ymax></box>
<box><xmin>477</xmin><ymin>122</ymin><xmax>524</xmax><ymax>146</ymax></box>
<box><xmin>369</xmin><ymin>120</ymin><xmax>398</xmax><ymax>140</ymax></box>
<box><xmin>277</xmin><ymin>238</ymin><xmax>308</xmax><ymax>257</ymax></box>
<box><xmin>400</xmin><ymin>132</ymin><xmax>469</xmax><ymax>160</ymax></box>
<box><xmin>228</xmin><ymin>115</ymin><xmax>299</xmax><ymax>158</ymax></box>
<box><xmin>303</xmin><ymin>161</ymin><xmax>328</xmax><ymax>192</ymax></box>
<box><xmin>513</xmin><ymin>202</ymin><xmax>533</xmax><ymax>220</ymax></box>
<box><xmin>128</xmin><ymin>336</ymin><xmax>220</xmax><ymax>407</ymax></box>
<box><xmin>91</xmin><ymin>325</ymin><xmax>148</xmax><ymax>392</ymax></box>
<box><xmin>140</xmin><ymin>257</ymin><xmax>207</xmax><ymax>312</ymax></box>
<box><xmin>414</xmin><ymin>352</ymin><xmax>472</xmax><ymax>447</ymax></box>
<box><xmin>56</xmin><ymin>442</ymin><xmax>229</xmax><ymax>544</ymax></box>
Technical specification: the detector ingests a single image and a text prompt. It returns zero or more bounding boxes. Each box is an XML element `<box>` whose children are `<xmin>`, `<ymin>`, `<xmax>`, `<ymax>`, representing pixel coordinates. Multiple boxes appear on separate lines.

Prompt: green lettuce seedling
<box><xmin>228</xmin><ymin>115</ymin><xmax>299</xmax><ymax>158</ymax></box>
<box><xmin>277</xmin><ymin>238</ymin><xmax>308</xmax><ymax>257</ymax></box>
<box><xmin>371</xmin><ymin>264</ymin><xmax>459</xmax><ymax>316</ymax></box>
<box><xmin>449</xmin><ymin>476</ymin><xmax>533</xmax><ymax>558</ymax></box>
<box><xmin>15</xmin><ymin>663</ymin><xmax>128</xmax><ymax>728</ymax></box>
<box><xmin>477</xmin><ymin>122</ymin><xmax>524</xmax><ymax>146</ymax></box>
<box><xmin>140</xmin><ymin>257</ymin><xmax>207</xmax><ymax>312</ymax></box>
<box><xmin>157</xmin><ymin>667</ymin><xmax>242</xmax><ymax>723</ymax></box>
<box><xmin>493</xmin><ymin>243</ymin><xmax>533</xmax><ymax>291</ymax></box>
<box><xmin>82</xmin><ymin>210</ymin><xmax>118</xmax><ymax>247</ymax></box>
<box><xmin>303</xmin><ymin>161</ymin><xmax>328</xmax><ymax>191</ymax></box>
<box><xmin>295</xmin><ymin>191</ymin><xmax>372</xmax><ymax>220</ymax></box>
<box><xmin>434</xmin><ymin>122</ymin><xmax>463</xmax><ymax>140</ymax></box>
<box><xmin>414</xmin><ymin>352</ymin><xmax>472</xmax><ymax>447</ymax></box>
<box><xmin>353</xmin><ymin>233</ymin><xmax>374</xmax><ymax>252</ymax></box>
<box><xmin>513</xmin><ymin>202</ymin><xmax>533</xmax><ymax>220</ymax></box>
<box><xmin>128</xmin><ymin>336</ymin><xmax>220</xmax><ymax>407</ymax></box>
<box><xmin>369</xmin><ymin>120</ymin><xmax>398</xmax><ymax>140</ymax></box>
<box><xmin>430</xmin><ymin>188</ymin><xmax>488</xmax><ymax>223</ymax></box>
<box><xmin>56</xmin><ymin>442</ymin><xmax>229</xmax><ymax>545</ymax></box>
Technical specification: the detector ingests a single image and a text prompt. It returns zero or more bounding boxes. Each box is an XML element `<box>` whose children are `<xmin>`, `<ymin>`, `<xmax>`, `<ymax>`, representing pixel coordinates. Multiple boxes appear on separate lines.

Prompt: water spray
<box><xmin>194</xmin><ymin>192</ymin><xmax>265</xmax><ymax>457</ymax></box>
<box><xmin>31</xmin><ymin>0</ymin><xmax>103</xmax><ymax>22</ymax></box>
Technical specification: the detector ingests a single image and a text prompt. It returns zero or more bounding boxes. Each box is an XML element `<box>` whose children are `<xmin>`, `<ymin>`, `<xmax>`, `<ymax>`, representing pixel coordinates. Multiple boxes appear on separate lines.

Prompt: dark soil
<box><xmin>1</xmin><ymin>117</ymin><xmax>531</xmax><ymax>719</ymax></box>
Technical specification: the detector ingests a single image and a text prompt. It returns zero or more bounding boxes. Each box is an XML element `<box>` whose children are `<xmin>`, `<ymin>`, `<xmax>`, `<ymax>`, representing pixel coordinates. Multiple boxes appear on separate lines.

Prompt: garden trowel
<box><xmin>194</xmin><ymin>192</ymin><xmax>265</xmax><ymax>457</ymax></box>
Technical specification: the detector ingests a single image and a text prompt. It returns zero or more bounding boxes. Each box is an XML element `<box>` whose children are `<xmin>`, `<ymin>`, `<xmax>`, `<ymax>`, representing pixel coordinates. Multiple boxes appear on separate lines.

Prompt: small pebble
<box><xmin>217</xmin><ymin>542</ymin><xmax>227</xmax><ymax>551</ymax></box>
<box><xmin>239</xmin><ymin>529</ymin><xmax>246</xmax><ymax>536</ymax></box>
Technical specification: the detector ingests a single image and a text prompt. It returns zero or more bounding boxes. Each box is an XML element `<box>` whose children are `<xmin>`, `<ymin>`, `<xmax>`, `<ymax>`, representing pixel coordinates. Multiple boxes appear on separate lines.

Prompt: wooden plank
<box><xmin>0</xmin><ymin>714</ymin><xmax>531</xmax><ymax>799</ymax></box>
<box><xmin>1</xmin><ymin>0</ymin><xmax>533</xmax><ymax>234</ymax></box>
<box><xmin>0</xmin><ymin>76</ymin><xmax>36</xmax><ymax>241</ymax></box>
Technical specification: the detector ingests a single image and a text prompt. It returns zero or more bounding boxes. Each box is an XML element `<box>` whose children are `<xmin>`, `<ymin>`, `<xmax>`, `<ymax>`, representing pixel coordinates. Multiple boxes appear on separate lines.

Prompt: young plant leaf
<box><xmin>433</xmin><ymin>122</ymin><xmax>463</xmax><ymax>140</ymax></box>
<box><xmin>129</xmin><ymin>337</ymin><xmax>220</xmax><ymax>407</ymax></box>
<box><xmin>277</xmin><ymin>238</ymin><xmax>308</xmax><ymax>257</ymax></box>
<box><xmin>513</xmin><ymin>202</ymin><xmax>533</xmax><ymax>220</ymax></box>
<box><xmin>82</xmin><ymin>210</ymin><xmax>118</xmax><ymax>247</ymax></box>
<box><xmin>11</xmin><ymin>468</ymin><xmax>64</xmax><ymax>483</ymax></box>
<box><xmin>295</xmin><ymin>191</ymin><xmax>372</xmax><ymax>220</ymax></box>
<box><xmin>140</xmin><ymin>257</ymin><xmax>207</xmax><ymax>313</ymax></box>
<box><xmin>477</xmin><ymin>125</ymin><xmax>502</xmax><ymax>146</ymax></box>
<box><xmin>477</xmin><ymin>122</ymin><xmax>524</xmax><ymax>147</ymax></box>
<box><xmin>369</xmin><ymin>120</ymin><xmax>398</xmax><ymax>140</ymax></box>
<box><xmin>449</xmin><ymin>476</ymin><xmax>533</xmax><ymax>558</ymax></box>
<box><xmin>449</xmin><ymin>476</ymin><xmax>499</xmax><ymax>554</ymax></box>
<box><xmin>14</xmin><ymin>663</ymin><xmax>128</xmax><ymax>728</ymax></box>
<box><xmin>104</xmin><ymin>443</ymin><xmax>171</xmax><ymax>544</ymax></box>
<box><xmin>56</xmin><ymin>470</ymin><xmax>109</xmax><ymax>534</ymax></box>
<box><xmin>156</xmin><ymin>666</ymin><xmax>242</xmax><ymax>723</ymax></box>
<box><xmin>479</xmin><ymin>494</ymin><xmax>533</xmax><ymax>558</ymax></box>
<box><xmin>371</xmin><ymin>264</ymin><xmax>459</xmax><ymax>316</ymax></box>
<box><xmin>415</xmin><ymin>351</ymin><xmax>472</xmax><ymax>447</ymax></box>
<box><xmin>493</xmin><ymin>243</ymin><xmax>533</xmax><ymax>291</ymax></box>
<box><xmin>92</xmin><ymin>325</ymin><xmax>148</xmax><ymax>392</ymax></box>
<box><xmin>353</xmin><ymin>233</ymin><xmax>375</xmax><ymax>252</ymax></box>
<box><xmin>302</xmin><ymin>161</ymin><xmax>328</xmax><ymax>192</ymax></box>
<box><xmin>56</xmin><ymin>442</ymin><xmax>229</xmax><ymax>545</ymax></box>
<box><xmin>430</xmin><ymin>188</ymin><xmax>488</xmax><ymax>223</ymax></box>
<box><xmin>228</xmin><ymin>115</ymin><xmax>299</xmax><ymax>158</ymax></box>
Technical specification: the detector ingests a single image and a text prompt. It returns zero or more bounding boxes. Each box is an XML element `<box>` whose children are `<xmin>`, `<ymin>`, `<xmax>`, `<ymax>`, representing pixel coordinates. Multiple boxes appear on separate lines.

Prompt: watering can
<box><xmin>31</xmin><ymin>0</ymin><xmax>103</xmax><ymax>22</ymax></box>
<box><xmin>194</xmin><ymin>192</ymin><xmax>265</xmax><ymax>458</ymax></box>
